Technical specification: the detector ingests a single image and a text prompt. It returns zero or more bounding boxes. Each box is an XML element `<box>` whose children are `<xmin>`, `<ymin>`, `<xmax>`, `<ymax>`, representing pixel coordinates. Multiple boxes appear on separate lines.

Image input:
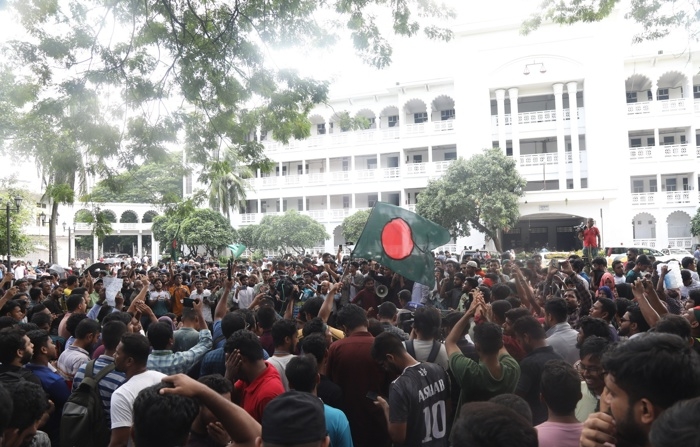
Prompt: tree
<box><xmin>180</xmin><ymin>209</ymin><xmax>237</xmax><ymax>258</ymax></box>
<box><xmin>86</xmin><ymin>153</ymin><xmax>185</xmax><ymax>204</ymax></box>
<box><xmin>253</xmin><ymin>210</ymin><xmax>329</xmax><ymax>255</ymax></box>
<box><xmin>691</xmin><ymin>208</ymin><xmax>700</xmax><ymax>238</ymax></box>
<box><xmin>341</xmin><ymin>209</ymin><xmax>372</xmax><ymax>243</ymax></box>
<box><xmin>416</xmin><ymin>149</ymin><xmax>526</xmax><ymax>252</ymax></box>
<box><xmin>1</xmin><ymin>0</ymin><xmax>454</xmax><ymax>260</ymax></box>
<box><xmin>236</xmin><ymin>225</ymin><xmax>259</xmax><ymax>252</ymax></box>
<box><xmin>521</xmin><ymin>0</ymin><xmax>696</xmax><ymax>42</ymax></box>
<box><xmin>199</xmin><ymin>147</ymin><xmax>255</xmax><ymax>219</ymax></box>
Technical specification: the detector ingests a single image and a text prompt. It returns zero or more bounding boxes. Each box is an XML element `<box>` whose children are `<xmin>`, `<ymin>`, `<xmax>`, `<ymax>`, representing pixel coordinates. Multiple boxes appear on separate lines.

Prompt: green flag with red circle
<box><xmin>351</xmin><ymin>202</ymin><xmax>451</xmax><ymax>288</ymax></box>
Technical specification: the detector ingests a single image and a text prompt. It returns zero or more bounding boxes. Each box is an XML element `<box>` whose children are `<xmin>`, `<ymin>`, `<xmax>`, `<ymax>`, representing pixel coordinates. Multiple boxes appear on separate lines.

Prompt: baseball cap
<box><xmin>261</xmin><ymin>391</ymin><xmax>327</xmax><ymax>445</ymax></box>
<box><xmin>466</xmin><ymin>261</ymin><xmax>478</xmax><ymax>268</ymax></box>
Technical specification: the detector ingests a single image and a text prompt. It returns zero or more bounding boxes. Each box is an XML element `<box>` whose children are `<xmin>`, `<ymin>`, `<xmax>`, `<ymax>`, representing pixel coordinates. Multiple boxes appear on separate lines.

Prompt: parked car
<box><xmin>660</xmin><ymin>247</ymin><xmax>693</xmax><ymax>258</ymax></box>
<box><xmin>604</xmin><ymin>246</ymin><xmax>675</xmax><ymax>265</ymax></box>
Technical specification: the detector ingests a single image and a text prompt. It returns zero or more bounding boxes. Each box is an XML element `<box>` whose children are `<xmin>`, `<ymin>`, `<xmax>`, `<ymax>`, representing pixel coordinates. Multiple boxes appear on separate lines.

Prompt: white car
<box><xmin>604</xmin><ymin>246</ymin><xmax>675</xmax><ymax>264</ymax></box>
<box><xmin>660</xmin><ymin>247</ymin><xmax>693</xmax><ymax>258</ymax></box>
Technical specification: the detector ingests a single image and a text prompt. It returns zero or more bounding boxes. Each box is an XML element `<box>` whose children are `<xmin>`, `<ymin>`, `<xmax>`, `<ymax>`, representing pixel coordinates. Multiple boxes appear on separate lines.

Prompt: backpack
<box><xmin>405</xmin><ymin>339</ymin><xmax>442</xmax><ymax>363</ymax></box>
<box><xmin>60</xmin><ymin>360</ymin><xmax>115</xmax><ymax>447</ymax></box>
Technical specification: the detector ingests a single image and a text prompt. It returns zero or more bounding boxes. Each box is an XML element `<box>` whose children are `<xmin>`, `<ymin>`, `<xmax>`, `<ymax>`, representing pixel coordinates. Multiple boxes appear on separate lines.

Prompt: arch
<box><xmin>657</xmin><ymin>71</ymin><xmax>688</xmax><ymax>98</ymax></box>
<box><xmin>666</xmin><ymin>210</ymin><xmax>691</xmax><ymax>238</ymax></box>
<box><xmin>431</xmin><ymin>95</ymin><xmax>456</xmax><ymax>121</ymax></box>
<box><xmin>354</xmin><ymin>108</ymin><xmax>377</xmax><ymax>130</ymax></box>
<box><xmin>625</xmin><ymin>74</ymin><xmax>652</xmax><ymax>93</ymax></box>
<box><xmin>142</xmin><ymin>210</ymin><xmax>159</xmax><ymax>223</ymax></box>
<box><xmin>402</xmin><ymin>98</ymin><xmax>428</xmax><ymax>114</ymax></box>
<box><xmin>379</xmin><ymin>105</ymin><xmax>399</xmax><ymax>117</ymax></box>
<box><xmin>120</xmin><ymin>210</ymin><xmax>139</xmax><ymax>223</ymax></box>
<box><xmin>74</xmin><ymin>209</ymin><xmax>92</xmax><ymax>223</ymax></box>
<box><xmin>332</xmin><ymin>225</ymin><xmax>346</xmax><ymax>247</ymax></box>
<box><xmin>632</xmin><ymin>212</ymin><xmax>656</xmax><ymax>240</ymax></box>
<box><xmin>101</xmin><ymin>209</ymin><xmax>117</xmax><ymax>223</ymax></box>
<box><xmin>308</xmin><ymin>114</ymin><xmax>325</xmax><ymax>125</ymax></box>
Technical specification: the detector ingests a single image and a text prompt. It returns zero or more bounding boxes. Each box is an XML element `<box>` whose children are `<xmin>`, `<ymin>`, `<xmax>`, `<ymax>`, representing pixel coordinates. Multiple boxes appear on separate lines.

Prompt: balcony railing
<box><xmin>628</xmin><ymin>144</ymin><xmax>696</xmax><ymax>161</ymax></box>
<box><xmin>406</xmin><ymin>204</ymin><xmax>417</xmax><ymax>212</ymax></box>
<box><xmin>626</xmin><ymin>98</ymin><xmax>688</xmax><ymax>115</ymax></box>
<box><xmin>519</xmin><ymin>153</ymin><xmax>558</xmax><ymax>167</ymax></box>
<box><xmin>631</xmin><ymin>191</ymin><xmax>695</xmax><ymax>206</ymax></box>
<box><xmin>238</xmin><ymin>204</ymin><xmax>421</xmax><ymax>224</ymax></box>
<box><xmin>633</xmin><ymin>239</ymin><xmax>657</xmax><ymax>248</ymax></box>
<box><xmin>253</xmin><ymin>161</ymin><xmax>454</xmax><ymax>189</ymax></box>
<box><xmin>668</xmin><ymin>238</ymin><xmax>693</xmax><ymax>249</ymax></box>
<box><xmin>492</xmin><ymin>108</ymin><xmax>583</xmax><ymax>126</ymax></box>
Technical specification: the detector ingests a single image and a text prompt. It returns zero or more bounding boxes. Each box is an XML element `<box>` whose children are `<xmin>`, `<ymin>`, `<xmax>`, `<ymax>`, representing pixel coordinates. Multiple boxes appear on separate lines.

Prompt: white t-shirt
<box><xmin>111</xmin><ymin>370</ymin><xmax>166</xmax><ymax>431</ymax></box>
<box><xmin>236</xmin><ymin>286</ymin><xmax>254</xmax><ymax>309</ymax></box>
<box><xmin>13</xmin><ymin>265</ymin><xmax>25</xmax><ymax>280</ymax></box>
<box><xmin>267</xmin><ymin>354</ymin><xmax>294</xmax><ymax>391</ymax></box>
<box><xmin>190</xmin><ymin>289</ymin><xmax>212</xmax><ymax>322</ymax></box>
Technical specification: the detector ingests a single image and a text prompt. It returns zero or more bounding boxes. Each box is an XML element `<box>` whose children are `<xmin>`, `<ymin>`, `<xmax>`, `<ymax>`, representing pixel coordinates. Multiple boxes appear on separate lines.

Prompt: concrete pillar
<box><xmin>495</xmin><ymin>89</ymin><xmax>507</xmax><ymax>151</ymax></box>
<box><xmin>567</xmin><ymin>82</ymin><xmax>581</xmax><ymax>189</ymax></box>
<box><xmin>553</xmin><ymin>83</ymin><xmax>567</xmax><ymax>190</ymax></box>
<box><xmin>137</xmin><ymin>233</ymin><xmax>142</xmax><ymax>257</ymax></box>
<box><xmin>508</xmin><ymin>88</ymin><xmax>520</xmax><ymax>160</ymax></box>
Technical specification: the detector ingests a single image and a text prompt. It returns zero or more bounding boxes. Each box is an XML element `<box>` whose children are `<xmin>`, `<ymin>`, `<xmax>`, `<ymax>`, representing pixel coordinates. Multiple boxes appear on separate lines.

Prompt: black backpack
<box><xmin>60</xmin><ymin>360</ymin><xmax>114</xmax><ymax>447</ymax></box>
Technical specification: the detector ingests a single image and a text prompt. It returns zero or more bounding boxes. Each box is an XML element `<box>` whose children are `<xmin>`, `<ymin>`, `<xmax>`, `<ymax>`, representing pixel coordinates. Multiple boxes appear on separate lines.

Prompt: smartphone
<box><xmin>182</xmin><ymin>298</ymin><xmax>197</xmax><ymax>308</ymax></box>
<box><xmin>338</xmin><ymin>244</ymin><xmax>343</xmax><ymax>250</ymax></box>
<box><xmin>227</xmin><ymin>260</ymin><xmax>232</xmax><ymax>280</ymax></box>
<box><xmin>316</xmin><ymin>284</ymin><xmax>322</xmax><ymax>293</ymax></box>
<box><xmin>365</xmin><ymin>391</ymin><xmax>378</xmax><ymax>401</ymax></box>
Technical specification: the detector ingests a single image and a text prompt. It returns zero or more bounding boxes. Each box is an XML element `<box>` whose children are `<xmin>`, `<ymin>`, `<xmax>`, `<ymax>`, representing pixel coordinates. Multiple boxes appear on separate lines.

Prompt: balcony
<box><xmin>633</xmin><ymin>239</ymin><xmax>657</xmax><ymax>248</ymax></box>
<box><xmin>668</xmin><ymin>238</ymin><xmax>693</xmax><ymax>249</ymax></box>
<box><xmin>235</xmin><ymin>205</ymin><xmax>422</xmax><ymax>225</ymax></box>
<box><xmin>253</xmin><ymin>161</ymin><xmax>454</xmax><ymax>189</ymax></box>
<box><xmin>492</xmin><ymin>108</ymin><xmax>584</xmax><ymax>126</ymax></box>
<box><xmin>516</xmin><ymin>152</ymin><xmax>584</xmax><ymax>167</ymax></box>
<box><xmin>261</xmin><ymin>120</ymin><xmax>454</xmax><ymax>152</ymax></box>
<box><xmin>628</xmin><ymin>144</ymin><xmax>696</xmax><ymax>161</ymax></box>
<box><xmin>626</xmin><ymin>98</ymin><xmax>688</xmax><ymax>115</ymax></box>
<box><xmin>631</xmin><ymin>191</ymin><xmax>694</xmax><ymax>206</ymax></box>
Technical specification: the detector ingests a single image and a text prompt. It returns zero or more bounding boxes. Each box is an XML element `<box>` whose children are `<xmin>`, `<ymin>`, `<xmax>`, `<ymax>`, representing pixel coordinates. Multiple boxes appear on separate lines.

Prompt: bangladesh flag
<box><xmin>351</xmin><ymin>202</ymin><xmax>450</xmax><ymax>288</ymax></box>
<box><xmin>228</xmin><ymin>243</ymin><xmax>247</xmax><ymax>259</ymax></box>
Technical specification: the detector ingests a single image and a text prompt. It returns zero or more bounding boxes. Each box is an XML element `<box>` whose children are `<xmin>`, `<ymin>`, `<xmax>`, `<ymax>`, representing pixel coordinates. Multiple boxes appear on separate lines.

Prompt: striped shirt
<box><xmin>72</xmin><ymin>355</ymin><xmax>127</xmax><ymax>425</ymax></box>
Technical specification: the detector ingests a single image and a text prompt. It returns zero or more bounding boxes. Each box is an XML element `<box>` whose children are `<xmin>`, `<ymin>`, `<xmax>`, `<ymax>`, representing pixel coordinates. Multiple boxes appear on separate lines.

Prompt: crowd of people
<box><xmin>0</xmin><ymin>244</ymin><xmax>698</xmax><ymax>447</ymax></box>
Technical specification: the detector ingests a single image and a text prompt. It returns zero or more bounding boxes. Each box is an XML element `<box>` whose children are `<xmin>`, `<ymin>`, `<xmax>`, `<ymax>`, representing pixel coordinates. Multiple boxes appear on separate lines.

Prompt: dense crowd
<box><xmin>0</xmin><ymin>244</ymin><xmax>699</xmax><ymax>447</ymax></box>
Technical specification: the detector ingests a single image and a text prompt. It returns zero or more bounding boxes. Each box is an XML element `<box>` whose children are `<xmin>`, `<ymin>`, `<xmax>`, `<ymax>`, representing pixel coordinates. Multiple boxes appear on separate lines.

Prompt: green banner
<box><xmin>228</xmin><ymin>243</ymin><xmax>247</xmax><ymax>259</ymax></box>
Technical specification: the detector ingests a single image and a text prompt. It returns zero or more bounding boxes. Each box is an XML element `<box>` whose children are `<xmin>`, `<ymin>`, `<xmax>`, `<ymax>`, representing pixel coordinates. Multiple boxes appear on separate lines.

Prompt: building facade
<box><xmin>209</xmin><ymin>11</ymin><xmax>700</xmax><ymax>255</ymax></box>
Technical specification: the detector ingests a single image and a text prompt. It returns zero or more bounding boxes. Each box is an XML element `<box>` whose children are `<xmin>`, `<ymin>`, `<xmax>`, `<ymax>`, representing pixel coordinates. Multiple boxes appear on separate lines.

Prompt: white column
<box><xmin>657</xmin><ymin>173</ymin><xmax>662</xmax><ymax>203</ymax></box>
<box><xmin>93</xmin><ymin>235</ymin><xmax>99</xmax><ymax>261</ymax></box>
<box><xmin>653</xmin><ymin>128</ymin><xmax>660</xmax><ymax>153</ymax></box>
<box><xmin>567</xmin><ymin>82</ymin><xmax>581</xmax><ymax>189</ymax></box>
<box><xmin>301</xmin><ymin>159</ymin><xmax>306</xmax><ymax>176</ymax></box>
<box><xmin>508</xmin><ymin>88</ymin><xmax>520</xmax><ymax>160</ymax></box>
<box><xmin>302</xmin><ymin>196</ymin><xmax>306</xmax><ymax>211</ymax></box>
<box><xmin>351</xmin><ymin>193</ymin><xmax>356</xmax><ymax>210</ymax></box>
<box><xmin>137</xmin><ymin>233</ymin><xmax>142</xmax><ymax>257</ymax></box>
<box><xmin>495</xmin><ymin>89</ymin><xmax>507</xmax><ymax>151</ymax></box>
<box><xmin>656</xmin><ymin>212</ymin><xmax>668</xmax><ymax>248</ymax></box>
<box><xmin>428</xmin><ymin>145</ymin><xmax>433</xmax><ymax>164</ymax></box>
<box><xmin>553</xmin><ymin>83</ymin><xmax>567</xmax><ymax>189</ymax></box>
<box><xmin>151</xmin><ymin>234</ymin><xmax>159</xmax><ymax>264</ymax></box>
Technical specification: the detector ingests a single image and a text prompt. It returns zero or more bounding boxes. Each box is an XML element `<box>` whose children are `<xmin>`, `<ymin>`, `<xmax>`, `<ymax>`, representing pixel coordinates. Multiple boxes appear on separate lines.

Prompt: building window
<box><xmin>581</xmin><ymin>178</ymin><xmax>588</xmax><ymax>189</ymax></box>
<box><xmin>259</xmin><ymin>130</ymin><xmax>268</xmax><ymax>141</ymax></box>
<box><xmin>343</xmin><ymin>196</ymin><xmax>350</xmax><ymax>208</ymax></box>
<box><xmin>414</xmin><ymin>112</ymin><xmax>428</xmax><ymax>124</ymax></box>
<box><xmin>388</xmin><ymin>115</ymin><xmax>399</xmax><ymax>128</ymax></box>
<box><xmin>440</xmin><ymin>109</ymin><xmax>455</xmax><ymax>121</ymax></box>
<box><xmin>681</xmin><ymin>135</ymin><xmax>686</xmax><ymax>144</ymax></box>
<box><xmin>657</xmin><ymin>88</ymin><xmax>669</xmax><ymax>100</ymax></box>
<box><xmin>298</xmin><ymin>199</ymin><xmax>303</xmax><ymax>211</ymax></box>
<box><xmin>368</xmin><ymin>117</ymin><xmax>376</xmax><ymax>128</ymax></box>
<box><xmin>566</xmin><ymin>179</ymin><xmax>574</xmax><ymax>190</ymax></box>
<box><xmin>650</xmin><ymin>179</ymin><xmax>658</xmax><ymax>192</ymax></box>
<box><xmin>342</xmin><ymin>158</ymin><xmax>349</xmax><ymax>171</ymax></box>
<box><xmin>663</xmin><ymin>136</ymin><xmax>674</xmax><ymax>145</ymax></box>
<box><xmin>412</xmin><ymin>155</ymin><xmax>423</xmax><ymax>164</ymax></box>
<box><xmin>317</xmin><ymin>123</ymin><xmax>326</xmax><ymax>135</ymax></box>
<box><xmin>647</xmin><ymin>137</ymin><xmax>655</xmax><ymax>146</ymax></box>
<box><xmin>633</xmin><ymin>180</ymin><xmax>644</xmax><ymax>193</ymax></box>
<box><xmin>683</xmin><ymin>177</ymin><xmax>690</xmax><ymax>190</ymax></box>
<box><xmin>630</xmin><ymin>138</ymin><xmax>642</xmax><ymax>148</ymax></box>
<box><xmin>626</xmin><ymin>92</ymin><xmax>637</xmax><ymax>103</ymax></box>
<box><xmin>368</xmin><ymin>194</ymin><xmax>378</xmax><ymax>208</ymax></box>
<box><xmin>387</xmin><ymin>156</ymin><xmax>399</xmax><ymax>168</ymax></box>
<box><xmin>694</xmin><ymin>85</ymin><xmax>700</xmax><ymax>99</ymax></box>
<box><xmin>367</xmin><ymin>158</ymin><xmax>377</xmax><ymax>169</ymax></box>
<box><xmin>444</xmin><ymin>152</ymin><xmax>457</xmax><ymax>161</ymax></box>
<box><xmin>666</xmin><ymin>178</ymin><xmax>677</xmax><ymax>191</ymax></box>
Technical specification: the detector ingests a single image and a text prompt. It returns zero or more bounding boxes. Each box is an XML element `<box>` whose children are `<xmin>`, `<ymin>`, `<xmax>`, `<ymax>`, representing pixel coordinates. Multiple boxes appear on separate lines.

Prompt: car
<box><xmin>604</xmin><ymin>246</ymin><xmax>675</xmax><ymax>265</ymax></box>
<box><xmin>660</xmin><ymin>247</ymin><xmax>693</xmax><ymax>258</ymax></box>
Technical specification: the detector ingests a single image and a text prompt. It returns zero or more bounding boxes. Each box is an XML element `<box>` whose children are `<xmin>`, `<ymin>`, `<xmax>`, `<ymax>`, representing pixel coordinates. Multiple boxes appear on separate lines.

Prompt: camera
<box><xmin>573</xmin><ymin>222</ymin><xmax>586</xmax><ymax>233</ymax></box>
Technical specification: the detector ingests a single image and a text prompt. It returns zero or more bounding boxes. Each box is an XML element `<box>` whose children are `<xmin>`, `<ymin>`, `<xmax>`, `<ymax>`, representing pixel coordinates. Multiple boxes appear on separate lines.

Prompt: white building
<box><xmin>210</xmin><ymin>10</ymin><xmax>700</xmax><ymax>255</ymax></box>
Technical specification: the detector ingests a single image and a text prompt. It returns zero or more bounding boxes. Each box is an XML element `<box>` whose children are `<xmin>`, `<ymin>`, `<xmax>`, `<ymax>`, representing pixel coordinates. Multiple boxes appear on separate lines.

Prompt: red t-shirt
<box><xmin>234</xmin><ymin>362</ymin><xmax>285</xmax><ymax>422</ymax></box>
<box><xmin>583</xmin><ymin>227</ymin><xmax>600</xmax><ymax>248</ymax></box>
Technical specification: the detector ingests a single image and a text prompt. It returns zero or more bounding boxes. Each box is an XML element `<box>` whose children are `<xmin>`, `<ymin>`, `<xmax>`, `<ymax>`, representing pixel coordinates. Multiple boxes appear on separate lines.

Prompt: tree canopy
<box><xmin>341</xmin><ymin>209</ymin><xmax>371</xmax><ymax>243</ymax></box>
<box><xmin>246</xmin><ymin>210</ymin><xmax>329</xmax><ymax>255</ymax></box>
<box><xmin>152</xmin><ymin>206</ymin><xmax>236</xmax><ymax>258</ymax></box>
<box><xmin>691</xmin><ymin>208</ymin><xmax>700</xmax><ymax>238</ymax></box>
<box><xmin>522</xmin><ymin>0</ymin><xmax>698</xmax><ymax>42</ymax></box>
<box><xmin>416</xmin><ymin>148</ymin><xmax>526</xmax><ymax>252</ymax></box>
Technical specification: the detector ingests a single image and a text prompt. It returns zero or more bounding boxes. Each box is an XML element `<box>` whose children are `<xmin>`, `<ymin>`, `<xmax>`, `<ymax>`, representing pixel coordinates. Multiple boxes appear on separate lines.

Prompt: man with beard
<box><xmin>618</xmin><ymin>304</ymin><xmax>650</xmax><ymax>339</ymax></box>
<box><xmin>3</xmin><ymin>381</ymin><xmax>50</xmax><ymax>447</ymax></box>
<box><xmin>0</xmin><ymin>327</ymin><xmax>41</xmax><ymax>386</ymax></box>
<box><xmin>580</xmin><ymin>333</ymin><xmax>700</xmax><ymax>447</ymax></box>
<box><xmin>574</xmin><ymin>336</ymin><xmax>609</xmax><ymax>422</ymax></box>
<box><xmin>371</xmin><ymin>332</ymin><xmax>450</xmax><ymax>447</ymax></box>
<box><xmin>267</xmin><ymin>319</ymin><xmax>298</xmax><ymax>391</ymax></box>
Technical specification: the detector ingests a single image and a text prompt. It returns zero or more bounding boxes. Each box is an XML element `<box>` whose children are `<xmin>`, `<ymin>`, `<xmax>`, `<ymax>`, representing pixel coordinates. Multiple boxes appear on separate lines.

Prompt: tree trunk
<box><xmin>49</xmin><ymin>201</ymin><xmax>59</xmax><ymax>264</ymax></box>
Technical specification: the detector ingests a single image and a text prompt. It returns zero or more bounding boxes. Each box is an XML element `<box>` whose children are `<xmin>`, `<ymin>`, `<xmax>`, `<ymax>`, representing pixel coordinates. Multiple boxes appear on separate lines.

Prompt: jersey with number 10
<box><xmin>389</xmin><ymin>362</ymin><xmax>449</xmax><ymax>447</ymax></box>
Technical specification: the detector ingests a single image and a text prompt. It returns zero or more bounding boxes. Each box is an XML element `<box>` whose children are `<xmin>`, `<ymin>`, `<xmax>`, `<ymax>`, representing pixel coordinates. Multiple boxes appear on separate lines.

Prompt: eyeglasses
<box><xmin>576</xmin><ymin>363</ymin><xmax>604</xmax><ymax>375</ymax></box>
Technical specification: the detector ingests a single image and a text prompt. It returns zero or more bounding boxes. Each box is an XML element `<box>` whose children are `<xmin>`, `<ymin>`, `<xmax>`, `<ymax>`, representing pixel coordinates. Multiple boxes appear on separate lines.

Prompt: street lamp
<box><xmin>0</xmin><ymin>197</ymin><xmax>23</xmax><ymax>269</ymax></box>
<box><xmin>63</xmin><ymin>222</ymin><xmax>75</xmax><ymax>267</ymax></box>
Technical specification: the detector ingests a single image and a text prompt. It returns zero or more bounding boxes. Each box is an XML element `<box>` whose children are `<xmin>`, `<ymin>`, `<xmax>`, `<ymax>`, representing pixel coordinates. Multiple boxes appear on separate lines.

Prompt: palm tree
<box><xmin>200</xmin><ymin>148</ymin><xmax>253</xmax><ymax>219</ymax></box>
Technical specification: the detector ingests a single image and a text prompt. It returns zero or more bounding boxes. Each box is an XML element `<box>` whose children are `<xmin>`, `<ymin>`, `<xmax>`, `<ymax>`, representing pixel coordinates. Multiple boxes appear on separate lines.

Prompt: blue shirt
<box><xmin>25</xmin><ymin>363</ymin><xmax>71</xmax><ymax>444</ymax></box>
<box><xmin>73</xmin><ymin>356</ymin><xmax>127</xmax><ymax>425</ymax></box>
<box><xmin>325</xmin><ymin>402</ymin><xmax>354</xmax><ymax>447</ymax></box>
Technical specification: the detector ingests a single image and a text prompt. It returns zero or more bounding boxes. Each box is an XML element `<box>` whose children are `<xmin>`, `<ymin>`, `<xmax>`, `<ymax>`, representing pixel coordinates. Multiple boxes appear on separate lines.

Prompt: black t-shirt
<box><xmin>389</xmin><ymin>362</ymin><xmax>450</xmax><ymax>447</ymax></box>
<box><xmin>515</xmin><ymin>345</ymin><xmax>562</xmax><ymax>425</ymax></box>
<box><xmin>318</xmin><ymin>374</ymin><xmax>343</xmax><ymax>411</ymax></box>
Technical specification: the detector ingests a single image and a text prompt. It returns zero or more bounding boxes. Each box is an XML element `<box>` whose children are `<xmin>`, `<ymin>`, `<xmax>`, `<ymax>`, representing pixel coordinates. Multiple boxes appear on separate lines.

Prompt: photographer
<box><xmin>581</xmin><ymin>218</ymin><xmax>601</xmax><ymax>261</ymax></box>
